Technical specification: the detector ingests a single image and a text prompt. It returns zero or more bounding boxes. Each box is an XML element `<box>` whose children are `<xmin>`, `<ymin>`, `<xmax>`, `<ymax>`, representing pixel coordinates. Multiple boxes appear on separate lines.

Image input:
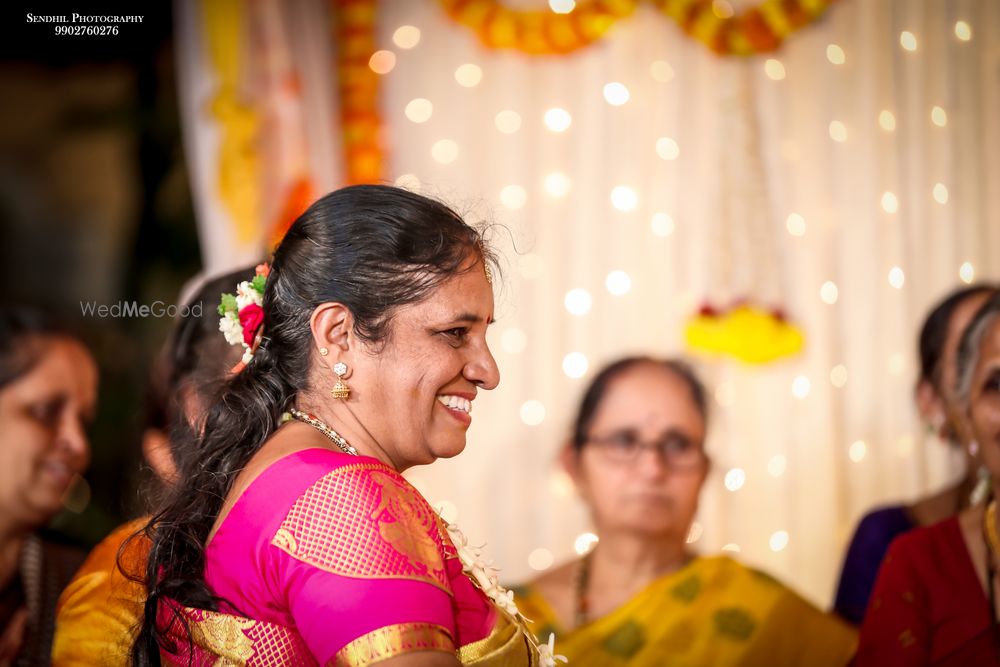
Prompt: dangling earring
<box><xmin>331</xmin><ymin>362</ymin><xmax>350</xmax><ymax>400</ymax></box>
<box><xmin>970</xmin><ymin>441</ymin><xmax>991</xmax><ymax>506</ymax></box>
<box><xmin>319</xmin><ymin>347</ymin><xmax>329</xmax><ymax>356</ymax></box>
<box><xmin>927</xmin><ymin>415</ymin><xmax>942</xmax><ymax>435</ymax></box>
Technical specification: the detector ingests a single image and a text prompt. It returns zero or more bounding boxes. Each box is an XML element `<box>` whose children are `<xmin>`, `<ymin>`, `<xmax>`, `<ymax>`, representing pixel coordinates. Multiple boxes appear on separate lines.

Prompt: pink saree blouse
<box><xmin>157</xmin><ymin>449</ymin><xmax>534</xmax><ymax>666</ymax></box>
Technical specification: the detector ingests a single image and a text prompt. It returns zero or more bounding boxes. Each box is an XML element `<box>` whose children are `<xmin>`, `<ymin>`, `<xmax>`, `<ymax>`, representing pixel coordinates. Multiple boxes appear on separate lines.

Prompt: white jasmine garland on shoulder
<box><xmin>538</xmin><ymin>633</ymin><xmax>568</xmax><ymax>666</ymax></box>
<box><xmin>443</xmin><ymin>521</ymin><xmax>568</xmax><ymax>666</ymax></box>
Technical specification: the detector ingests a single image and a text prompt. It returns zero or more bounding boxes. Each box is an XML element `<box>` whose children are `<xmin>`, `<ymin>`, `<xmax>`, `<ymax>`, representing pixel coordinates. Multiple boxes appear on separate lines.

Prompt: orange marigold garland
<box><xmin>332</xmin><ymin>0</ymin><xmax>384</xmax><ymax>184</ymax></box>
<box><xmin>267</xmin><ymin>177</ymin><xmax>316</xmax><ymax>250</ymax></box>
<box><xmin>438</xmin><ymin>0</ymin><xmax>640</xmax><ymax>55</ymax></box>
<box><xmin>436</xmin><ymin>0</ymin><xmax>836</xmax><ymax>56</ymax></box>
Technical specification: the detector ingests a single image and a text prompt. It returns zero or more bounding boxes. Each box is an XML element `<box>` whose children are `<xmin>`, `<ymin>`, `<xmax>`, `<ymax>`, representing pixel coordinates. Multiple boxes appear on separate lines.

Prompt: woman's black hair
<box><xmin>141</xmin><ymin>266</ymin><xmax>257</xmax><ymax>470</ymax></box>
<box><xmin>918</xmin><ymin>285</ymin><xmax>998</xmax><ymax>389</ymax></box>
<box><xmin>570</xmin><ymin>356</ymin><xmax>708</xmax><ymax>451</ymax></box>
<box><xmin>132</xmin><ymin>185</ymin><xmax>497</xmax><ymax>664</ymax></box>
<box><xmin>0</xmin><ymin>307</ymin><xmax>81</xmax><ymax>390</ymax></box>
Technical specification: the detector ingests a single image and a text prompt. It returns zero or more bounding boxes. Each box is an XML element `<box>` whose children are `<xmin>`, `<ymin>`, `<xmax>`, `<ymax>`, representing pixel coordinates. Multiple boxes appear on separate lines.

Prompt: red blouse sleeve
<box><xmin>268</xmin><ymin>461</ymin><xmax>460</xmax><ymax>664</ymax></box>
<box><xmin>853</xmin><ymin>533</ymin><xmax>930</xmax><ymax>666</ymax></box>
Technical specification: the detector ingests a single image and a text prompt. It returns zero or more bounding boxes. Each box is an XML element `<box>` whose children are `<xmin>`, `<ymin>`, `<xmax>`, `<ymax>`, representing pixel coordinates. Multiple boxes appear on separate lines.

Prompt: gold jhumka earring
<box><xmin>331</xmin><ymin>362</ymin><xmax>350</xmax><ymax>400</ymax></box>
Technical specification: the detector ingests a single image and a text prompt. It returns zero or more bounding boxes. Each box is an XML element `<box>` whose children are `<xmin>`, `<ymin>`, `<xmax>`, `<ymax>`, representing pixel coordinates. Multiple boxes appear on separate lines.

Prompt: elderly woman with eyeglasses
<box><xmin>514</xmin><ymin>356</ymin><xmax>857</xmax><ymax>666</ymax></box>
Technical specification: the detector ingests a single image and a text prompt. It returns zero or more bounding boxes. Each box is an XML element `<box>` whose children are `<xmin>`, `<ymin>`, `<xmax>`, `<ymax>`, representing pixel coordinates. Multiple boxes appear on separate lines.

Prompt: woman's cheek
<box><xmin>973</xmin><ymin>400</ymin><xmax>1000</xmax><ymax>440</ymax></box>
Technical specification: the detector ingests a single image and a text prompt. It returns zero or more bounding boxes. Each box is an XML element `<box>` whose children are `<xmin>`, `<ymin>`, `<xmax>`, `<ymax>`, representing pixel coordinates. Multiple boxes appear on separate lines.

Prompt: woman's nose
<box><xmin>58</xmin><ymin>414</ymin><xmax>91</xmax><ymax>469</ymax></box>
<box><xmin>465</xmin><ymin>342</ymin><xmax>500</xmax><ymax>390</ymax></box>
<box><xmin>635</xmin><ymin>444</ymin><xmax>669</xmax><ymax>477</ymax></box>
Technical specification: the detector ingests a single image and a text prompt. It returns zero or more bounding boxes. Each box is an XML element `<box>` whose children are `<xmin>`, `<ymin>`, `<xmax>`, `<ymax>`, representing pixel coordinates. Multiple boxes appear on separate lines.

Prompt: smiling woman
<box><xmin>0</xmin><ymin>308</ymin><xmax>98</xmax><ymax>665</ymax></box>
<box><xmin>133</xmin><ymin>185</ymin><xmax>543</xmax><ymax>666</ymax></box>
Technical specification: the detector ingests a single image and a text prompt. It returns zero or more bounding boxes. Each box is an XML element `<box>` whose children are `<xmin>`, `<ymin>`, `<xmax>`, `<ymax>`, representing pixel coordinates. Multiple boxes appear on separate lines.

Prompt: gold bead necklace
<box><xmin>288</xmin><ymin>408</ymin><xmax>358</xmax><ymax>456</ymax></box>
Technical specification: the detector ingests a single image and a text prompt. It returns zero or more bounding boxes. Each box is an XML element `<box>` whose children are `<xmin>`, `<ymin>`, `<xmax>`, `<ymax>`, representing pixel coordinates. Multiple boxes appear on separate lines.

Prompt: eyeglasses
<box><xmin>584</xmin><ymin>430</ymin><xmax>706</xmax><ymax>469</ymax></box>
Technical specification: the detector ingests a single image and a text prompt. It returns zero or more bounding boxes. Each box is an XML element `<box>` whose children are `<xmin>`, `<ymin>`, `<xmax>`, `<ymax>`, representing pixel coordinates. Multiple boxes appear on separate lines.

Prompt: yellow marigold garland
<box><xmin>652</xmin><ymin>0</ymin><xmax>837</xmax><ymax>55</ymax></box>
<box><xmin>437</xmin><ymin>0</ymin><xmax>836</xmax><ymax>56</ymax></box>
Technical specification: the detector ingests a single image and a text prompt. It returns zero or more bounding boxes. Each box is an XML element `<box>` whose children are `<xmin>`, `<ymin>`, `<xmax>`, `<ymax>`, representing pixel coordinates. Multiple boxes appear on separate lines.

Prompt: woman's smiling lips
<box><xmin>437</xmin><ymin>392</ymin><xmax>474</xmax><ymax>426</ymax></box>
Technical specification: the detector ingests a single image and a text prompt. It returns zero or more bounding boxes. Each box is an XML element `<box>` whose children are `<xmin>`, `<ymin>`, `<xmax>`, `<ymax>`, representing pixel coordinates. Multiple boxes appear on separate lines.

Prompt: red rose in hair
<box><xmin>239</xmin><ymin>304</ymin><xmax>264</xmax><ymax>346</ymax></box>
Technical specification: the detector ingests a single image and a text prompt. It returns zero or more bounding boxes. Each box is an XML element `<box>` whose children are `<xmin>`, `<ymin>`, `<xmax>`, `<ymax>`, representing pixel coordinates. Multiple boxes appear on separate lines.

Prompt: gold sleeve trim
<box><xmin>332</xmin><ymin>622</ymin><xmax>455</xmax><ymax>666</ymax></box>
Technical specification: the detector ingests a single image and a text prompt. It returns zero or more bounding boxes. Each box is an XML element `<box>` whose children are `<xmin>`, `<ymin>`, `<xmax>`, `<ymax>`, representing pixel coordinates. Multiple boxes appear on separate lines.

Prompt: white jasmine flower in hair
<box><xmin>235</xmin><ymin>280</ymin><xmax>263</xmax><ymax>310</ymax></box>
<box><xmin>219</xmin><ymin>312</ymin><xmax>244</xmax><ymax>346</ymax></box>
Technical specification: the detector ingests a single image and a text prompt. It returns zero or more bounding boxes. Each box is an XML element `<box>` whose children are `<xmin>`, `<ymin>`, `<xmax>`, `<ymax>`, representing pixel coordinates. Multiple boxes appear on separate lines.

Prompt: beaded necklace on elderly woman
<box><xmin>574</xmin><ymin>550</ymin><xmax>592</xmax><ymax>627</ymax></box>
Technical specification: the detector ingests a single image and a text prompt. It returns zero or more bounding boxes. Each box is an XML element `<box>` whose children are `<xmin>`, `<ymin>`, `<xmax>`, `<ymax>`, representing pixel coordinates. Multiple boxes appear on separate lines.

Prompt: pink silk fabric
<box><xmin>159</xmin><ymin>448</ymin><xmax>496</xmax><ymax>665</ymax></box>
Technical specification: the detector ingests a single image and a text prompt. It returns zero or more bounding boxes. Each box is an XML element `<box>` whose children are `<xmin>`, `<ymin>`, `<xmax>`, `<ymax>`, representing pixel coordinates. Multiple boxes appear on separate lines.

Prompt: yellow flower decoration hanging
<box><xmin>685</xmin><ymin>303</ymin><xmax>804</xmax><ymax>364</ymax></box>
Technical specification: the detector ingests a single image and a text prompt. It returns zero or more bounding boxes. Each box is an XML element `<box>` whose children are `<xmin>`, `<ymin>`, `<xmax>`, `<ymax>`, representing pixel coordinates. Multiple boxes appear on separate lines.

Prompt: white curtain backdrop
<box><xmin>176</xmin><ymin>0</ymin><xmax>344</xmax><ymax>275</ymax></box>
<box><xmin>374</xmin><ymin>0</ymin><xmax>1000</xmax><ymax>606</ymax></box>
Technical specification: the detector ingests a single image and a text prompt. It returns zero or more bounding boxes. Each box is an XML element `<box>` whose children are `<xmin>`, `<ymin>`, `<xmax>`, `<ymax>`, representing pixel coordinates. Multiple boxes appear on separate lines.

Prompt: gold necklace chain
<box><xmin>288</xmin><ymin>408</ymin><xmax>358</xmax><ymax>456</ymax></box>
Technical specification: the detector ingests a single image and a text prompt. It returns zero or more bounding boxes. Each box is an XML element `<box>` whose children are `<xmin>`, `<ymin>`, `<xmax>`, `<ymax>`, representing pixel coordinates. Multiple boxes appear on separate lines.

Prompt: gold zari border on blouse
<box><xmin>332</xmin><ymin>622</ymin><xmax>455</xmax><ymax>666</ymax></box>
<box><xmin>457</xmin><ymin>612</ymin><xmax>535</xmax><ymax>666</ymax></box>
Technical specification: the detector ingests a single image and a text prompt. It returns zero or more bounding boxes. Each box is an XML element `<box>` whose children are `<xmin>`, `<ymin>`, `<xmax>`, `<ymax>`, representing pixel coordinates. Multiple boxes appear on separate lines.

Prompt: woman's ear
<box><xmin>560</xmin><ymin>441</ymin><xmax>591</xmax><ymax>503</ymax></box>
<box><xmin>948</xmin><ymin>404</ymin><xmax>975</xmax><ymax>449</ymax></box>
<box><xmin>310</xmin><ymin>303</ymin><xmax>354</xmax><ymax>357</ymax></box>
<box><xmin>560</xmin><ymin>441</ymin><xmax>580</xmax><ymax>481</ymax></box>
<box><xmin>915</xmin><ymin>379</ymin><xmax>946</xmax><ymax>435</ymax></box>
